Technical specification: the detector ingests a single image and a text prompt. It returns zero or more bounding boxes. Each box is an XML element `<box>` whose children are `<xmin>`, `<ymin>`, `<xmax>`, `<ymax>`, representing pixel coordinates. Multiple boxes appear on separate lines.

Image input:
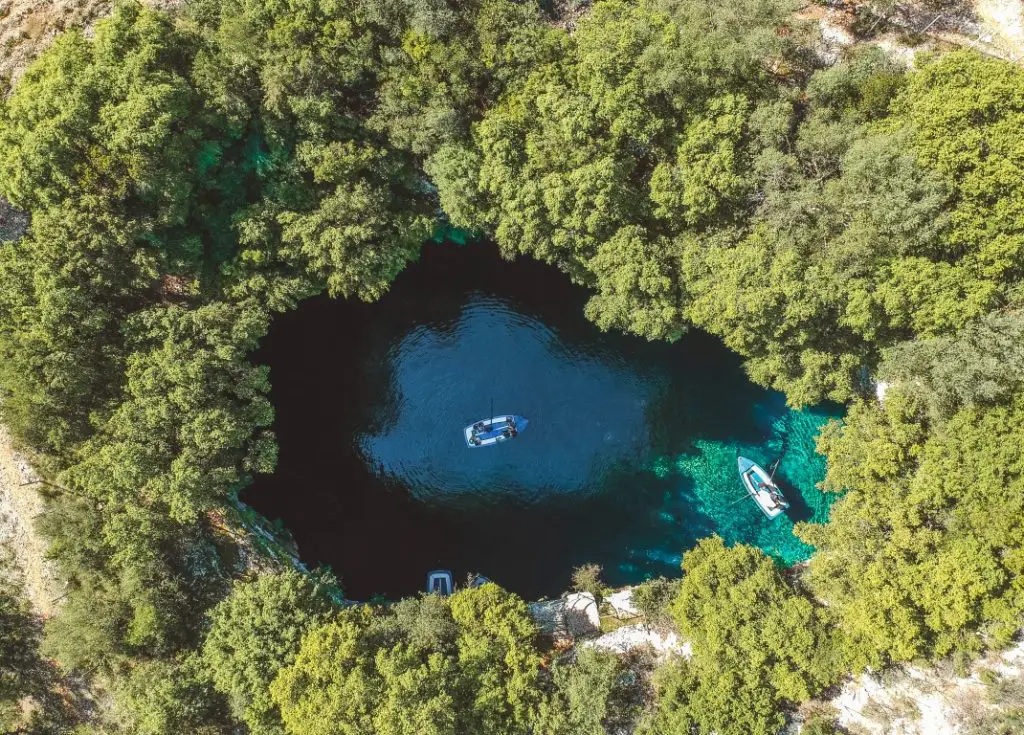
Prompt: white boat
<box><xmin>426</xmin><ymin>569</ymin><xmax>453</xmax><ymax>596</ymax></box>
<box><xmin>464</xmin><ymin>415</ymin><xmax>528</xmax><ymax>447</ymax></box>
<box><xmin>737</xmin><ymin>456</ymin><xmax>789</xmax><ymax>519</ymax></box>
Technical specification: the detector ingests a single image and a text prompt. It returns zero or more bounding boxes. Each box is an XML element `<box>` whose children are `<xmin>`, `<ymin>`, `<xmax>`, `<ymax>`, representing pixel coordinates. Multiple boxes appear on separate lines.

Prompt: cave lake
<box><xmin>244</xmin><ymin>239</ymin><xmax>842</xmax><ymax>600</ymax></box>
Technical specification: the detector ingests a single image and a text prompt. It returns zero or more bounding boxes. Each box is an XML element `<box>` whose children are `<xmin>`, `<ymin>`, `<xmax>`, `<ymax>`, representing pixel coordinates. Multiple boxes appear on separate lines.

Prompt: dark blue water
<box><xmin>245</xmin><ymin>241</ymin><xmax>841</xmax><ymax>599</ymax></box>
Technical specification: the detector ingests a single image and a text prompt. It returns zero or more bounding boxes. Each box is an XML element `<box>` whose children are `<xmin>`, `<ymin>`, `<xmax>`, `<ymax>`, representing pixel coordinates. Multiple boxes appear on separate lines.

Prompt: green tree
<box><xmin>583</xmin><ymin>226</ymin><xmax>686</xmax><ymax>340</ymax></box>
<box><xmin>802</xmin><ymin>712</ymin><xmax>840</xmax><ymax>735</ymax></box>
<box><xmin>0</xmin><ymin>3</ymin><xmax>248</xmax><ymax>275</ymax></box>
<box><xmin>270</xmin><ymin>606</ymin><xmax>386</xmax><ymax>735</ymax></box>
<box><xmin>683</xmin><ymin>123</ymin><xmax>961</xmax><ymax>404</ymax></box>
<box><xmin>888</xmin><ymin>51</ymin><xmax>1024</xmax><ymax>281</ymax></box>
<box><xmin>110</xmin><ymin>655</ymin><xmax>235</xmax><ymax>735</ymax></box>
<box><xmin>198</xmin><ymin>0</ymin><xmax>436</xmax><ymax>302</ymax></box>
<box><xmin>0</xmin><ymin>201</ymin><xmax>158</xmax><ymax>464</ymax></box>
<box><xmin>474</xmin><ymin>0</ymin><xmax>805</xmax><ymax>332</ymax></box>
<box><xmin>649</xmin><ymin>94</ymin><xmax>753</xmax><ymax>229</ymax></box>
<box><xmin>538</xmin><ymin>648</ymin><xmax>643</xmax><ymax>735</ymax></box>
<box><xmin>448</xmin><ymin>583</ymin><xmax>542</xmax><ymax>733</ymax></box>
<box><xmin>272</xmin><ymin>585</ymin><xmax>541</xmax><ymax>735</ymax></box>
<box><xmin>678</xmin><ymin>50</ymin><xmax>1024</xmax><ymax>405</ymax></box>
<box><xmin>570</xmin><ymin>563</ymin><xmax>606</xmax><ymax>604</ymax></box>
<box><xmin>424</xmin><ymin>142</ymin><xmax>493</xmax><ymax>230</ymax></box>
<box><xmin>202</xmin><ymin>569</ymin><xmax>335</xmax><ymax>735</ymax></box>
<box><xmin>643</xmin><ymin>657</ymin><xmax>783</xmax><ymax>735</ymax></box>
<box><xmin>371</xmin><ymin>0</ymin><xmax>563</xmax><ymax>158</ymax></box>
<box><xmin>799</xmin><ymin>393</ymin><xmax>1024</xmax><ymax>669</ymax></box>
<box><xmin>41</xmin><ymin>302</ymin><xmax>275</xmax><ymax>670</ymax></box>
<box><xmin>40</xmin><ymin>493</ymin><xmax>222</xmax><ymax>670</ymax></box>
<box><xmin>642</xmin><ymin>537</ymin><xmax>840</xmax><ymax>735</ymax></box>
<box><xmin>63</xmin><ymin>301</ymin><xmax>275</xmax><ymax>524</ymax></box>
<box><xmin>631</xmin><ymin>577</ymin><xmax>679</xmax><ymax>630</ymax></box>
<box><xmin>879</xmin><ymin>309</ymin><xmax>1024</xmax><ymax>421</ymax></box>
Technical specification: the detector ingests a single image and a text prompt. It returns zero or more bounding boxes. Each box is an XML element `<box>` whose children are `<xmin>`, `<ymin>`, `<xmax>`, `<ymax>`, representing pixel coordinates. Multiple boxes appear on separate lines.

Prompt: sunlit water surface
<box><xmin>245</xmin><ymin>242</ymin><xmax>841</xmax><ymax>599</ymax></box>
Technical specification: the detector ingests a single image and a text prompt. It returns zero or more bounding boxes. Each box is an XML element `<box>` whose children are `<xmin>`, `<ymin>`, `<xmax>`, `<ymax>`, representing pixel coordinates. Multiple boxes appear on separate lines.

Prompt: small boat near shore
<box><xmin>464</xmin><ymin>415</ymin><xmax>528</xmax><ymax>447</ymax></box>
<box><xmin>427</xmin><ymin>569</ymin><xmax>454</xmax><ymax>596</ymax></box>
<box><xmin>737</xmin><ymin>456</ymin><xmax>789</xmax><ymax>519</ymax></box>
<box><xmin>426</xmin><ymin>570</ymin><xmax>492</xmax><ymax>596</ymax></box>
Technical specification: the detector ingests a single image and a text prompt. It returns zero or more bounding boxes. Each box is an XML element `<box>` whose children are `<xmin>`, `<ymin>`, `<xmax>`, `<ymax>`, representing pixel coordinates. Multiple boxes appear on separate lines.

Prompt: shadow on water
<box><xmin>244</xmin><ymin>240</ymin><xmax>843</xmax><ymax>599</ymax></box>
<box><xmin>781</xmin><ymin>477</ymin><xmax>817</xmax><ymax>525</ymax></box>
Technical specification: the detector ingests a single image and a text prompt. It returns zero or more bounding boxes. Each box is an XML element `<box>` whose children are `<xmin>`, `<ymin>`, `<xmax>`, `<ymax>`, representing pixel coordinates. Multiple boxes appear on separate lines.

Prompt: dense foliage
<box><xmin>202</xmin><ymin>569</ymin><xmax>334</xmax><ymax>733</ymax></box>
<box><xmin>0</xmin><ymin>554</ymin><xmax>46</xmax><ymax>729</ymax></box>
<box><xmin>271</xmin><ymin>585</ymin><xmax>541</xmax><ymax>735</ymax></box>
<box><xmin>641</xmin><ymin>538</ymin><xmax>841</xmax><ymax>735</ymax></box>
<box><xmin>0</xmin><ymin>0</ymin><xmax>1021</xmax><ymax>731</ymax></box>
<box><xmin>798</xmin><ymin>392</ymin><xmax>1024</xmax><ymax>669</ymax></box>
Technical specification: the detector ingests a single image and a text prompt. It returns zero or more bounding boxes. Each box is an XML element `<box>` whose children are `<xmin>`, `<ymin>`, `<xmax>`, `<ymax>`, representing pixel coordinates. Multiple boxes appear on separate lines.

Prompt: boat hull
<box><xmin>427</xmin><ymin>569</ymin><xmax>453</xmax><ymax>596</ymax></box>
<box><xmin>464</xmin><ymin>415</ymin><xmax>528</xmax><ymax>448</ymax></box>
<box><xmin>737</xmin><ymin>456</ymin><xmax>789</xmax><ymax>519</ymax></box>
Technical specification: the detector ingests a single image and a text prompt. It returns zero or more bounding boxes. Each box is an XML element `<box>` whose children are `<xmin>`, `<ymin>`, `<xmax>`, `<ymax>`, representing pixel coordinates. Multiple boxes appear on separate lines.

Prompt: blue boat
<box><xmin>427</xmin><ymin>569</ymin><xmax>453</xmax><ymax>596</ymax></box>
<box><xmin>464</xmin><ymin>415</ymin><xmax>528</xmax><ymax>447</ymax></box>
<box><xmin>737</xmin><ymin>456</ymin><xmax>789</xmax><ymax>519</ymax></box>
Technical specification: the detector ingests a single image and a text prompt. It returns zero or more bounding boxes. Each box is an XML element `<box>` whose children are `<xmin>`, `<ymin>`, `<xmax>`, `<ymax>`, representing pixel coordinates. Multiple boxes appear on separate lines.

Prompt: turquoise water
<box><xmin>643</xmin><ymin>407</ymin><xmax>837</xmax><ymax>572</ymax></box>
<box><xmin>246</xmin><ymin>242</ymin><xmax>842</xmax><ymax>598</ymax></box>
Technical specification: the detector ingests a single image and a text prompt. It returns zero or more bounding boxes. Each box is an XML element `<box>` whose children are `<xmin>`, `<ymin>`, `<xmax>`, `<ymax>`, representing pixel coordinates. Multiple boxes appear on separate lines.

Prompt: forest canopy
<box><xmin>0</xmin><ymin>0</ymin><xmax>1022</xmax><ymax>732</ymax></box>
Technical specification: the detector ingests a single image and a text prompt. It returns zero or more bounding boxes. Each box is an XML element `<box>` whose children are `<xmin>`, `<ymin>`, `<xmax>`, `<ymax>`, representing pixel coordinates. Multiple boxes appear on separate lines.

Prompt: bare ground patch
<box><xmin>0</xmin><ymin>426</ymin><xmax>65</xmax><ymax>617</ymax></box>
<box><xmin>0</xmin><ymin>0</ymin><xmax>186</xmax><ymax>89</ymax></box>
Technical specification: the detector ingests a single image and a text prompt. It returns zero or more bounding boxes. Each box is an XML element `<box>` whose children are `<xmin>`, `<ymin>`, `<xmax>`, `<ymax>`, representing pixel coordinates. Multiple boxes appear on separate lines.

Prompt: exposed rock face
<box><xmin>976</xmin><ymin>0</ymin><xmax>1024</xmax><ymax>56</ymax></box>
<box><xmin>564</xmin><ymin>591</ymin><xmax>601</xmax><ymax>636</ymax></box>
<box><xmin>549</xmin><ymin>0</ymin><xmax>591</xmax><ymax>31</ymax></box>
<box><xmin>605</xmin><ymin>587</ymin><xmax>639</xmax><ymax>617</ymax></box>
<box><xmin>821</xmin><ymin>638</ymin><xmax>1024</xmax><ymax>734</ymax></box>
<box><xmin>0</xmin><ymin>0</ymin><xmax>113</xmax><ymax>88</ymax></box>
<box><xmin>585</xmin><ymin>624</ymin><xmax>690</xmax><ymax>659</ymax></box>
<box><xmin>529</xmin><ymin>592</ymin><xmax>601</xmax><ymax>642</ymax></box>
<box><xmin>0</xmin><ymin>0</ymin><xmax>187</xmax><ymax>89</ymax></box>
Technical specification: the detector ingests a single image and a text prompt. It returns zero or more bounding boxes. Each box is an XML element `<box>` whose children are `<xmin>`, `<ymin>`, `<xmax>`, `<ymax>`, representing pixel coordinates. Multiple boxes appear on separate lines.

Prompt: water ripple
<box><xmin>357</xmin><ymin>295</ymin><xmax>656</xmax><ymax>504</ymax></box>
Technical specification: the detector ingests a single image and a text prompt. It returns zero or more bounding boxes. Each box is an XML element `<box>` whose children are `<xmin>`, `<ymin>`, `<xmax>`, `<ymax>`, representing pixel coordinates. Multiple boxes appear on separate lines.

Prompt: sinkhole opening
<box><xmin>244</xmin><ymin>240</ymin><xmax>841</xmax><ymax>600</ymax></box>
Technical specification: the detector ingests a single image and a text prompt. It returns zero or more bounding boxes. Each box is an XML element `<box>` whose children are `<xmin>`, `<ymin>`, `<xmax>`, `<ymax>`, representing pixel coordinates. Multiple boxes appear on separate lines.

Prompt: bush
<box><xmin>571</xmin><ymin>564</ymin><xmax>605</xmax><ymax>604</ymax></box>
<box><xmin>631</xmin><ymin>577</ymin><xmax>679</xmax><ymax>630</ymax></box>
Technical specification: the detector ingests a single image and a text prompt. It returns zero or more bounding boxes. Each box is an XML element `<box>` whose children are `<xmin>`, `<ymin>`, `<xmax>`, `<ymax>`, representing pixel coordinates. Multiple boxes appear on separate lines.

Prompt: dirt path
<box><xmin>805</xmin><ymin>0</ymin><xmax>1024</xmax><ymax>67</ymax></box>
<box><xmin>0</xmin><ymin>426</ymin><xmax>64</xmax><ymax>617</ymax></box>
<box><xmin>0</xmin><ymin>0</ymin><xmax>113</xmax><ymax>87</ymax></box>
<box><xmin>0</xmin><ymin>0</ymin><xmax>185</xmax><ymax>88</ymax></box>
<box><xmin>975</xmin><ymin>0</ymin><xmax>1024</xmax><ymax>56</ymax></box>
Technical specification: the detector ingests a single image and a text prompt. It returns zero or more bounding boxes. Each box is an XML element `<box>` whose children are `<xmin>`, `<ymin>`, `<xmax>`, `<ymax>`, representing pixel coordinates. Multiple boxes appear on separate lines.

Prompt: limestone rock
<box><xmin>564</xmin><ymin>591</ymin><xmax>600</xmax><ymax>637</ymax></box>
<box><xmin>529</xmin><ymin>592</ymin><xmax>601</xmax><ymax>642</ymax></box>
<box><xmin>584</xmin><ymin>623</ymin><xmax>690</xmax><ymax>659</ymax></box>
<box><xmin>529</xmin><ymin>598</ymin><xmax>567</xmax><ymax>639</ymax></box>
<box><xmin>605</xmin><ymin>587</ymin><xmax>639</xmax><ymax>618</ymax></box>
